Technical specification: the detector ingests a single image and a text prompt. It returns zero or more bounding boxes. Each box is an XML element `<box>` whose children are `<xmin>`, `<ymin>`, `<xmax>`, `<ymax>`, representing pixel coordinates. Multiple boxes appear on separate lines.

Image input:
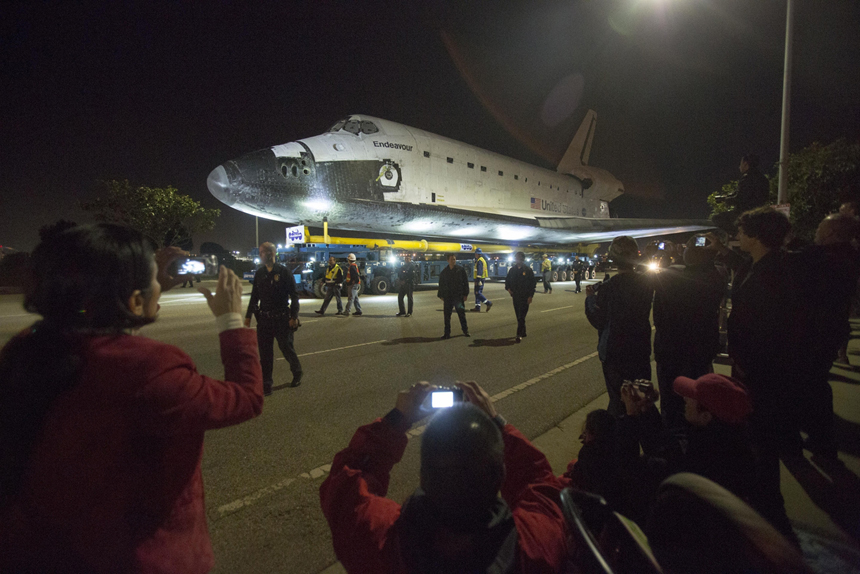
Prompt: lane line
<box><xmin>276</xmin><ymin>339</ymin><xmax>388</xmax><ymax>360</ymax></box>
<box><xmin>219</xmin><ymin>349</ymin><xmax>600</xmax><ymax>517</ymax></box>
<box><xmin>541</xmin><ymin>305</ymin><xmax>575</xmax><ymax>313</ymax></box>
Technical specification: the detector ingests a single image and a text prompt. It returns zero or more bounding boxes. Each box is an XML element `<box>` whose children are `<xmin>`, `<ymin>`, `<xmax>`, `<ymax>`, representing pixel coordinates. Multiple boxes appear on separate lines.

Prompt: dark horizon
<box><xmin>2</xmin><ymin>0</ymin><xmax>858</xmax><ymax>252</ymax></box>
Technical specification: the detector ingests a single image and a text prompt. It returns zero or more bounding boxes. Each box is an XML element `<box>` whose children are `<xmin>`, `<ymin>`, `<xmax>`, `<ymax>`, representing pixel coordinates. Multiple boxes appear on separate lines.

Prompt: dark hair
<box><xmin>584</xmin><ymin>409</ymin><xmax>616</xmax><ymax>440</ymax></box>
<box><xmin>736</xmin><ymin>207</ymin><xmax>791</xmax><ymax>250</ymax></box>
<box><xmin>1</xmin><ymin>224</ymin><xmax>156</xmax><ymax>506</ymax></box>
<box><xmin>420</xmin><ymin>404</ymin><xmax>504</xmax><ymax>517</ymax></box>
<box><xmin>741</xmin><ymin>154</ymin><xmax>760</xmax><ymax>169</ymax></box>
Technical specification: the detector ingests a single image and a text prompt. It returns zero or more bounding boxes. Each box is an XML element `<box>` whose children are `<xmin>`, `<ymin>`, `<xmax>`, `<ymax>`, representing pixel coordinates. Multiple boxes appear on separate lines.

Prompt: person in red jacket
<box><xmin>0</xmin><ymin>224</ymin><xmax>263</xmax><ymax>574</ymax></box>
<box><xmin>319</xmin><ymin>380</ymin><xmax>568</xmax><ymax>573</ymax></box>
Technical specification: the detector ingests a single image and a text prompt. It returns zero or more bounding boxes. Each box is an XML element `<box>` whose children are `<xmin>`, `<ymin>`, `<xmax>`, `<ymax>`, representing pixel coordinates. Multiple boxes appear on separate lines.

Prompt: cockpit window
<box><xmin>343</xmin><ymin>120</ymin><xmax>361</xmax><ymax>135</ymax></box>
<box><xmin>329</xmin><ymin>120</ymin><xmax>346</xmax><ymax>132</ymax></box>
<box><xmin>360</xmin><ymin>121</ymin><xmax>379</xmax><ymax>134</ymax></box>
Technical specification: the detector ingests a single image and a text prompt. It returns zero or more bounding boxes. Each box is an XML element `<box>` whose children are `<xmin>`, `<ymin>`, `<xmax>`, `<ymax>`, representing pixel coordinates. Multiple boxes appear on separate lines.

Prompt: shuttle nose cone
<box><xmin>207</xmin><ymin>165</ymin><xmax>235</xmax><ymax>207</ymax></box>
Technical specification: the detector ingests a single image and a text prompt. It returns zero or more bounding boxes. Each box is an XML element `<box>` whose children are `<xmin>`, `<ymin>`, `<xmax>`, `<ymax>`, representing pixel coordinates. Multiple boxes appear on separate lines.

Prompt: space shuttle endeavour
<box><xmin>207</xmin><ymin>111</ymin><xmax>710</xmax><ymax>245</ymax></box>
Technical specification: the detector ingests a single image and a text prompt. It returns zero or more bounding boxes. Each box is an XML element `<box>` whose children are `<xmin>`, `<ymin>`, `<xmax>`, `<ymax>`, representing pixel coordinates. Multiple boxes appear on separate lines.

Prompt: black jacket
<box><xmin>653</xmin><ymin>263</ymin><xmax>726</xmax><ymax>363</ymax></box>
<box><xmin>722</xmin><ymin>249</ymin><xmax>802</xmax><ymax>383</ymax></box>
<box><xmin>437</xmin><ymin>264</ymin><xmax>469</xmax><ymax>300</ymax></box>
<box><xmin>735</xmin><ymin>169</ymin><xmax>770</xmax><ymax>214</ymax></box>
<box><xmin>795</xmin><ymin>242</ymin><xmax>860</xmax><ymax>363</ymax></box>
<box><xmin>504</xmin><ymin>264</ymin><xmax>536</xmax><ymax>298</ymax></box>
<box><xmin>585</xmin><ymin>271</ymin><xmax>654</xmax><ymax>367</ymax></box>
<box><xmin>246</xmin><ymin>263</ymin><xmax>300</xmax><ymax>319</ymax></box>
<box><xmin>398</xmin><ymin>262</ymin><xmax>418</xmax><ymax>285</ymax></box>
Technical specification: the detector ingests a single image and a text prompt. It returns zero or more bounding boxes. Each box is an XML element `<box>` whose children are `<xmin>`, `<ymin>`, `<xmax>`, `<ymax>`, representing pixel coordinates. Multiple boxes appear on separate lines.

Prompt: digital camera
<box><xmin>430</xmin><ymin>387</ymin><xmax>464</xmax><ymax>409</ymax></box>
<box><xmin>168</xmin><ymin>254</ymin><xmax>219</xmax><ymax>276</ymax></box>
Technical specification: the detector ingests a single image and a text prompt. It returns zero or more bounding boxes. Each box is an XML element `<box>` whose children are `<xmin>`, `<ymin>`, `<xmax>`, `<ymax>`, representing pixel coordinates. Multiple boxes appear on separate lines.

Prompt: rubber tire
<box><xmin>371</xmin><ymin>275</ymin><xmax>389</xmax><ymax>295</ymax></box>
<box><xmin>552</xmin><ymin>271</ymin><xmax>559</xmax><ymax>282</ymax></box>
<box><xmin>560</xmin><ymin>270</ymin><xmax>568</xmax><ymax>281</ymax></box>
<box><xmin>313</xmin><ymin>279</ymin><xmax>325</xmax><ymax>299</ymax></box>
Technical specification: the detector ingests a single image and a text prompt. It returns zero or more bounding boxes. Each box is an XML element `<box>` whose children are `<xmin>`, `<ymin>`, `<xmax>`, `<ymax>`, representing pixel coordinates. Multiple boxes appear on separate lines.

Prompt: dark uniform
<box><xmin>505</xmin><ymin>263</ymin><xmax>536</xmax><ymax>340</ymax></box>
<box><xmin>397</xmin><ymin>260</ymin><xmax>417</xmax><ymax>316</ymax></box>
<box><xmin>437</xmin><ymin>263</ymin><xmax>470</xmax><ymax>338</ymax></box>
<box><xmin>573</xmin><ymin>260</ymin><xmax>584</xmax><ymax>293</ymax></box>
<box><xmin>246</xmin><ymin>263</ymin><xmax>302</xmax><ymax>390</ymax></box>
<box><xmin>736</xmin><ymin>168</ymin><xmax>770</xmax><ymax>214</ymax></box>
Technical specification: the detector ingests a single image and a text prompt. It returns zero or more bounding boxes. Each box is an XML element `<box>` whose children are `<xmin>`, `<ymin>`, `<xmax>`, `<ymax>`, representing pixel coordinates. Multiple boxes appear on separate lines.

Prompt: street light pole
<box><xmin>777</xmin><ymin>0</ymin><xmax>795</xmax><ymax>205</ymax></box>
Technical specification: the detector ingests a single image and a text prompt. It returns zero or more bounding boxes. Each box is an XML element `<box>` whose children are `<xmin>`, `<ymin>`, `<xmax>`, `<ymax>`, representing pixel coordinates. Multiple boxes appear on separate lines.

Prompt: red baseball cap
<box><xmin>673</xmin><ymin>374</ymin><xmax>752</xmax><ymax>425</ymax></box>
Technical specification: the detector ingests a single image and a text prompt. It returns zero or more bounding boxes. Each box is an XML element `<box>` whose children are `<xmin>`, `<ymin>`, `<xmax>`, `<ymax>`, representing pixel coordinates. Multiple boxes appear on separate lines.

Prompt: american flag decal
<box><xmin>530</xmin><ymin>197</ymin><xmax>540</xmax><ymax>210</ymax></box>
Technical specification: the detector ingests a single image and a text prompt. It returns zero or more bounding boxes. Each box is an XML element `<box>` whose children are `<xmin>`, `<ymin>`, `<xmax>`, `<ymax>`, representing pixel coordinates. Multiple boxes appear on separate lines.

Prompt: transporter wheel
<box><xmin>371</xmin><ymin>275</ymin><xmax>389</xmax><ymax>295</ymax></box>
<box><xmin>313</xmin><ymin>279</ymin><xmax>325</xmax><ymax>299</ymax></box>
<box><xmin>560</xmin><ymin>270</ymin><xmax>568</xmax><ymax>281</ymax></box>
<box><xmin>552</xmin><ymin>270</ymin><xmax>559</xmax><ymax>282</ymax></box>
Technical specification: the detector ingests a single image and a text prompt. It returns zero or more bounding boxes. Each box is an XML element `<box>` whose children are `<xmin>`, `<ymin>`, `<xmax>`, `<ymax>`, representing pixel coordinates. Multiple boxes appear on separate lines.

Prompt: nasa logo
<box><xmin>460</xmin><ymin>244</ymin><xmax>473</xmax><ymax>252</ymax></box>
<box><xmin>288</xmin><ymin>229</ymin><xmax>303</xmax><ymax>241</ymax></box>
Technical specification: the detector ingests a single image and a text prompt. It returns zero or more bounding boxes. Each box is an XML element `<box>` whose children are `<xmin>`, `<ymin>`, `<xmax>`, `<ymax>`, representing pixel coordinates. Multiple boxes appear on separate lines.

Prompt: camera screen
<box><xmin>179</xmin><ymin>260</ymin><xmax>206</xmax><ymax>274</ymax></box>
<box><xmin>658</xmin><ymin>242</ymin><xmax>665</xmax><ymax>250</ymax></box>
<box><xmin>695</xmin><ymin>236</ymin><xmax>707</xmax><ymax>247</ymax></box>
<box><xmin>431</xmin><ymin>391</ymin><xmax>455</xmax><ymax>408</ymax></box>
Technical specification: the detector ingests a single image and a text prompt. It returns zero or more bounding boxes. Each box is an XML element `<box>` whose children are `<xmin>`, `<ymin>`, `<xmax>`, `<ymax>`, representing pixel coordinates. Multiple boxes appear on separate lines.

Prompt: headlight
<box><xmin>648</xmin><ymin>262</ymin><xmax>659</xmax><ymax>271</ymax></box>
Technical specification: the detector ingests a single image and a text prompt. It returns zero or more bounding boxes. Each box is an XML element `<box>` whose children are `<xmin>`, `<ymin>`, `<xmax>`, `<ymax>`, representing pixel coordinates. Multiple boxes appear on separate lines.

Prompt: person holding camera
<box><xmin>396</xmin><ymin>253</ymin><xmax>417</xmax><ymax>317</ymax></box>
<box><xmin>437</xmin><ymin>254</ymin><xmax>470</xmax><ymax>339</ymax></box>
<box><xmin>585</xmin><ymin>236</ymin><xmax>655</xmax><ymax>417</ymax></box>
<box><xmin>315</xmin><ymin>256</ymin><xmax>344</xmax><ymax>316</ymax></box>
<box><xmin>505</xmin><ymin>251</ymin><xmax>536</xmax><ymax>343</ymax></box>
<box><xmin>0</xmin><ymin>224</ymin><xmax>263</xmax><ymax>574</ymax></box>
<box><xmin>245</xmin><ymin>242</ymin><xmax>303</xmax><ymax>393</ymax></box>
<box><xmin>319</xmin><ymin>381</ymin><xmax>568</xmax><ymax>573</ymax></box>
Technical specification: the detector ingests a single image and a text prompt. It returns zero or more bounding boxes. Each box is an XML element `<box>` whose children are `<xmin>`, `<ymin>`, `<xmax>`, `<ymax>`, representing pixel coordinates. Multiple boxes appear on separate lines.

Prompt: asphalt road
<box><xmin>0</xmin><ymin>277</ymin><xmax>608</xmax><ymax>573</ymax></box>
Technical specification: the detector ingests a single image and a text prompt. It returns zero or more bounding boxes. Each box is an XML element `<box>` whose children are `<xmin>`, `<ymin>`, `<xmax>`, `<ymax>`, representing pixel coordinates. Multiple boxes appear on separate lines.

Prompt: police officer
<box><xmin>244</xmin><ymin>242</ymin><xmax>302</xmax><ymax>394</ymax></box>
<box><xmin>396</xmin><ymin>253</ymin><xmax>417</xmax><ymax>317</ymax></box>
<box><xmin>573</xmin><ymin>257</ymin><xmax>584</xmax><ymax>293</ymax></box>
<box><xmin>473</xmin><ymin>248</ymin><xmax>493</xmax><ymax>312</ymax></box>
<box><xmin>314</xmin><ymin>256</ymin><xmax>344</xmax><ymax>316</ymax></box>
<box><xmin>540</xmin><ymin>253</ymin><xmax>552</xmax><ymax>294</ymax></box>
<box><xmin>505</xmin><ymin>251</ymin><xmax>536</xmax><ymax>343</ymax></box>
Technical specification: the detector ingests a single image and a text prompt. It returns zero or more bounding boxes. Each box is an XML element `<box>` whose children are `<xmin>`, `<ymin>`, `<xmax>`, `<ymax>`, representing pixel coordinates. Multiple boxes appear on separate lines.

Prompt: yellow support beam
<box><xmin>303</xmin><ymin>227</ymin><xmax>603</xmax><ymax>256</ymax></box>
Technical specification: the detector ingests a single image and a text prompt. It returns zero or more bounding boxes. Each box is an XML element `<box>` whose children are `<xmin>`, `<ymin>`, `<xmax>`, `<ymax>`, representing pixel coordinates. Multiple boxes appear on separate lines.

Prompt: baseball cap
<box><xmin>475</xmin><ymin>248</ymin><xmax>482</xmax><ymax>254</ymax></box>
<box><xmin>673</xmin><ymin>374</ymin><xmax>752</xmax><ymax>425</ymax></box>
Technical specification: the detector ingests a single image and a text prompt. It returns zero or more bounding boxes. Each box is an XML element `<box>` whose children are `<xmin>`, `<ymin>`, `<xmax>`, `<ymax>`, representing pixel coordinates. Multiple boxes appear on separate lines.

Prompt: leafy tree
<box><xmin>708</xmin><ymin>139</ymin><xmax>860</xmax><ymax>243</ymax></box>
<box><xmin>80</xmin><ymin>180</ymin><xmax>220</xmax><ymax>247</ymax></box>
<box><xmin>768</xmin><ymin>138</ymin><xmax>860</xmax><ymax>242</ymax></box>
<box><xmin>706</xmin><ymin>180</ymin><xmax>739</xmax><ymax>218</ymax></box>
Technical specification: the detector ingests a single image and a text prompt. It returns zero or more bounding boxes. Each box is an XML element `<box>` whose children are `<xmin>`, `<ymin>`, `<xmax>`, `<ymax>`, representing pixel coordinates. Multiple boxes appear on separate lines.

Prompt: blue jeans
<box><xmin>344</xmin><ymin>284</ymin><xmax>362</xmax><ymax>314</ymax></box>
<box><xmin>474</xmin><ymin>279</ymin><xmax>489</xmax><ymax>308</ymax></box>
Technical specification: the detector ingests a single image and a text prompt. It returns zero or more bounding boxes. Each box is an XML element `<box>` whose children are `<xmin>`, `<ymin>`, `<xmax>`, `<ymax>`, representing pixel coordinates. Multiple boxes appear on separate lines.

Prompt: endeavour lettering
<box><xmin>530</xmin><ymin>197</ymin><xmax>576</xmax><ymax>215</ymax></box>
<box><xmin>373</xmin><ymin>141</ymin><xmax>414</xmax><ymax>152</ymax></box>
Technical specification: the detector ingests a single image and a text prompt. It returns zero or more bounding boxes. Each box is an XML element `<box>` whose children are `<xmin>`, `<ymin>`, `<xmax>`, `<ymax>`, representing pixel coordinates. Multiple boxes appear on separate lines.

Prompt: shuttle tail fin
<box><xmin>556</xmin><ymin>110</ymin><xmax>597</xmax><ymax>173</ymax></box>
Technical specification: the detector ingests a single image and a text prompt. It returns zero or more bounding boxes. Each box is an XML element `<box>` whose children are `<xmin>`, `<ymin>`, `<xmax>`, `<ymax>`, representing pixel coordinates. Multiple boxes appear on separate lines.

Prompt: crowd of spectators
<box><xmin>2</xmin><ymin>202</ymin><xmax>857</xmax><ymax>572</ymax></box>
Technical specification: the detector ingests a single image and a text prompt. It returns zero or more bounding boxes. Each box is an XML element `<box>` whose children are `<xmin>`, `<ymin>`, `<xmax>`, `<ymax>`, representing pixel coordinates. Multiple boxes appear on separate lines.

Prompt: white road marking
<box><xmin>0</xmin><ymin>313</ymin><xmax>35</xmax><ymax>318</ymax></box>
<box><xmin>276</xmin><ymin>339</ymin><xmax>387</xmax><ymax>360</ymax></box>
<box><xmin>220</xmin><ymin>349</ymin><xmax>601</xmax><ymax>517</ymax></box>
<box><xmin>541</xmin><ymin>305</ymin><xmax>575</xmax><ymax>313</ymax></box>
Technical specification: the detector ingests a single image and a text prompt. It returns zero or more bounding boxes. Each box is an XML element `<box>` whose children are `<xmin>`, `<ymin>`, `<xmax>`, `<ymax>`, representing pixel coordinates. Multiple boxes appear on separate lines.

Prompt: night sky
<box><xmin>2</xmin><ymin>0</ymin><xmax>859</xmax><ymax>252</ymax></box>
